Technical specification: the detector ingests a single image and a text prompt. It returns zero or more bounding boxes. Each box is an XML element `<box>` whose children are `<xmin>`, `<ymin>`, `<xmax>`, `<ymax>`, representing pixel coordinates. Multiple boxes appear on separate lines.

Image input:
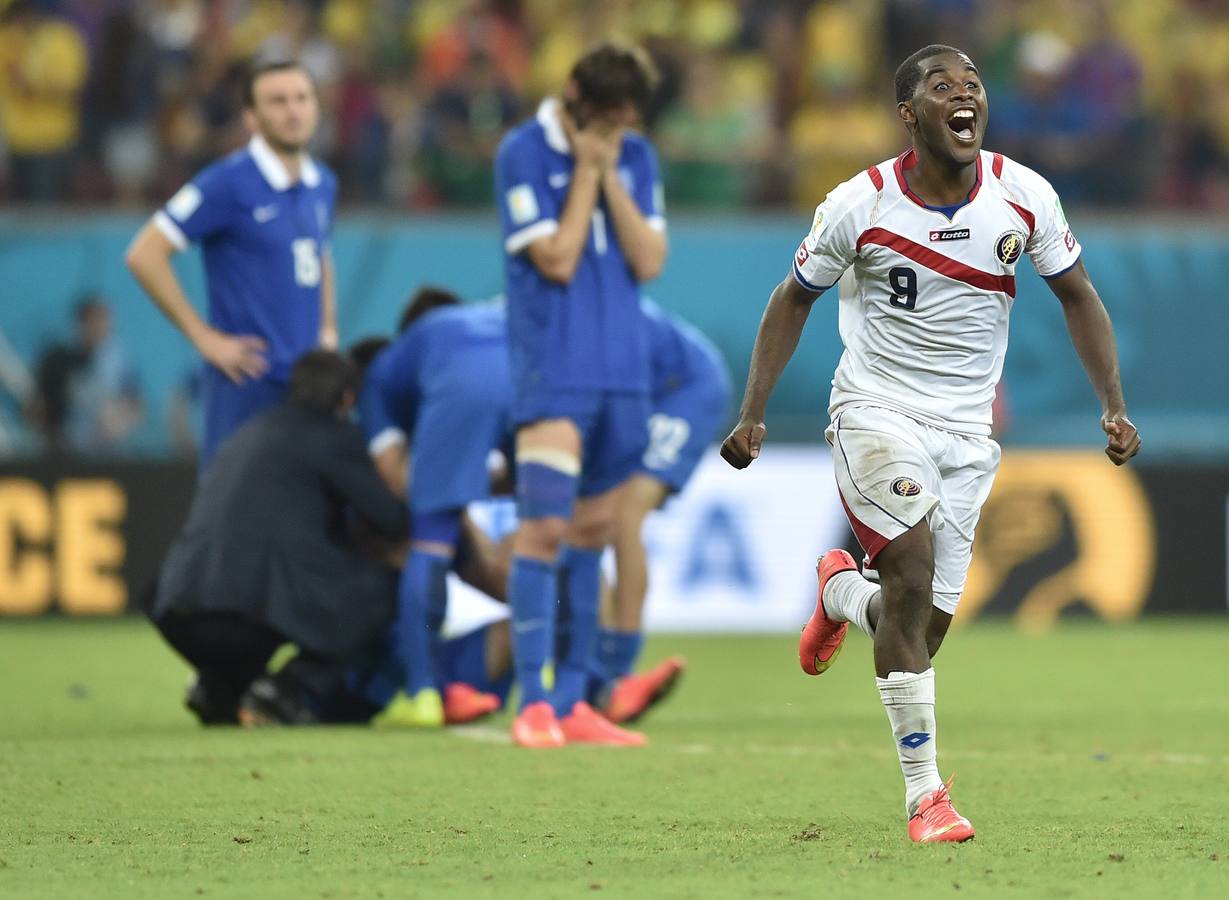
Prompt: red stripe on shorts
<box><xmin>838</xmin><ymin>491</ymin><xmax>891</xmax><ymax>567</ymax></box>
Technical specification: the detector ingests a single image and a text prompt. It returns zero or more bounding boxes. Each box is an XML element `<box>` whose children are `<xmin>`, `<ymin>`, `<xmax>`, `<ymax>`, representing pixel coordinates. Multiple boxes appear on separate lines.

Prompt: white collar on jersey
<box><xmin>248</xmin><ymin>134</ymin><xmax>321</xmax><ymax>190</ymax></box>
<box><xmin>536</xmin><ymin>98</ymin><xmax>571</xmax><ymax>155</ymax></box>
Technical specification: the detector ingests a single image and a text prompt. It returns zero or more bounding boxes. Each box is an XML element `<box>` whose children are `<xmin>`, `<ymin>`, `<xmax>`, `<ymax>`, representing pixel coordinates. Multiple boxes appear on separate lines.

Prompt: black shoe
<box><xmin>238</xmin><ymin>675</ymin><xmax>318</xmax><ymax>726</ymax></box>
<box><xmin>185</xmin><ymin>675</ymin><xmax>240</xmax><ymax>725</ymax></box>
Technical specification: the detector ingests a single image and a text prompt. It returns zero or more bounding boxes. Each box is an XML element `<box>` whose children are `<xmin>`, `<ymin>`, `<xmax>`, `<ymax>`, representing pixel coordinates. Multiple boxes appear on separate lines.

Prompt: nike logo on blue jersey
<box><xmin>253</xmin><ymin>204</ymin><xmax>279</xmax><ymax>223</ymax></box>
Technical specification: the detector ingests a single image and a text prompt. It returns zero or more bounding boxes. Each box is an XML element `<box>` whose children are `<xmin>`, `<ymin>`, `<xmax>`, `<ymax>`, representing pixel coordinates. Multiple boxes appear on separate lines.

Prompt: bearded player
<box><xmin>721</xmin><ymin>45</ymin><xmax>1140</xmax><ymax>843</ymax></box>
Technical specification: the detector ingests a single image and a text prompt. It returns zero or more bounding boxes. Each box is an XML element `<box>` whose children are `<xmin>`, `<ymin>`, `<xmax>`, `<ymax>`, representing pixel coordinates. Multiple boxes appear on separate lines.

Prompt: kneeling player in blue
<box><xmin>590</xmin><ymin>299</ymin><xmax>732</xmax><ymax>721</ymax></box>
<box><xmin>357</xmin><ymin>288</ymin><xmax>513</xmax><ymax>726</ymax></box>
<box><xmin>335</xmin><ymin>515</ymin><xmax>516</xmax><ymax>727</ymax></box>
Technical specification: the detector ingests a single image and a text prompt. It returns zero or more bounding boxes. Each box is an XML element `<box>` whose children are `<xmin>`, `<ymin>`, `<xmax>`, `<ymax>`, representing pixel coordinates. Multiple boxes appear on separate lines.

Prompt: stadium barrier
<box><xmin>2</xmin><ymin>449</ymin><xmax>1223</xmax><ymax>627</ymax></box>
<box><xmin>1</xmin><ymin>215</ymin><xmax>1227</xmax><ymax>451</ymax></box>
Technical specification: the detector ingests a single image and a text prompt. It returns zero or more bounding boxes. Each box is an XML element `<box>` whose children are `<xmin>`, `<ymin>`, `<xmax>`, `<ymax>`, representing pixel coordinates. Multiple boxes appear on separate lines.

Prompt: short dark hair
<box><xmin>287</xmin><ymin>350</ymin><xmax>358</xmax><ymax>414</ymax></box>
<box><xmin>348</xmin><ymin>336</ymin><xmax>391</xmax><ymax>381</ymax></box>
<box><xmin>895</xmin><ymin>44</ymin><xmax>967</xmax><ymax>104</ymax></box>
<box><xmin>243</xmin><ymin>59</ymin><xmax>313</xmax><ymax>107</ymax></box>
<box><xmin>569</xmin><ymin>42</ymin><xmax>659</xmax><ymax>115</ymax></box>
<box><xmin>398</xmin><ymin>286</ymin><xmax>463</xmax><ymax>333</ymax></box>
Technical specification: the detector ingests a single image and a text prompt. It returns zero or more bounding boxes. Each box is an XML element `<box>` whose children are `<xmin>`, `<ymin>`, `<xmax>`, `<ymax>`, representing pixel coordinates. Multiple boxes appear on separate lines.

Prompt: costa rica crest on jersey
<box><xmin>891</xmin><ymin>477</ymin><xmax>923</xmax><ymax>497</ymax></box>
<box><xmin>994</xmin><ymin>230</ymin><xmax>1025</xmax><ymax>266</ymax></box>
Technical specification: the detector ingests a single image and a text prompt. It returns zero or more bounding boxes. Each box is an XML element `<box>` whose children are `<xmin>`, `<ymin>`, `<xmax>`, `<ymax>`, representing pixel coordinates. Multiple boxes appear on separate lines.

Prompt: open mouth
<box><xmin>947</xmin><ymin>108</ymin><xmax>977</xmax><ymax>144</ymax></box>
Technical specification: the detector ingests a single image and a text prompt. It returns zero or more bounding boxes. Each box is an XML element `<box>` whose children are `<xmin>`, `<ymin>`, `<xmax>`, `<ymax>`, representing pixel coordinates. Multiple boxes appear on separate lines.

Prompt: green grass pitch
<box><xmin>2</xmin><ymin>617</ymin><xmax>1227</xmax><ymax>898</ymax></box>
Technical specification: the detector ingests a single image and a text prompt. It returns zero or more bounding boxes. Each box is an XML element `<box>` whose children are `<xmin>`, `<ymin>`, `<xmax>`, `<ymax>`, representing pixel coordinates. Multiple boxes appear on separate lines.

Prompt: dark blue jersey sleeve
<box><xmin>360</xmin><ymin>333</ymin><xmax>425</xmax><ymax>453</ymax></box>
<box><xmin>155</xmin><ymin>162</ymin><xmax>237</xmax><ymax>249</ymax></box>
<box><xmin>496</xmin><ymin>132</ymin><xmax>562</xmax><ymax>255</ymax></box>
<box><xmin>627</xmin><ymin>138</ymin><xmax>666</xmax><ymax>230</ymax></box>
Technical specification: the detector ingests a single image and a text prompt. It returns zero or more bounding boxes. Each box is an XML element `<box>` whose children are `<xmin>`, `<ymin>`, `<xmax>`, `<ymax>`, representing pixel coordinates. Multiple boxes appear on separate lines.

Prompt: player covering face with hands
<box><xmin>495</xmin><ymin>44</ymin><xmax>667</xmax><ymax>748</ymax></box>
<box><xmin>722</xmin><ymin>45</ymin><xmax>1138</xmax><ymax>843</ymax></box>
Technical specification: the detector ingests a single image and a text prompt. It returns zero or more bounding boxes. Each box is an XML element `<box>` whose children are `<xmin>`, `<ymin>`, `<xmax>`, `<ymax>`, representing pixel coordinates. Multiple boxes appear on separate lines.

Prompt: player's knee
<box><xmin>926</xmin><ymin>608</ymin><xmax>953</xmax><ymax>658</ymax></box>
<box><xmin>876</xmin><ymin>523</ymin><xmax>934</xmax><ymax>604</ymax></box>
<box><xmin>567</xmin><ymin>505</ymin><xmax>617</xmax><ymax>550</ymax></box>
<box><xmin>513</xmin><ymin>516</ymin><xmax>569</xmax><ymax>560</ymax></box>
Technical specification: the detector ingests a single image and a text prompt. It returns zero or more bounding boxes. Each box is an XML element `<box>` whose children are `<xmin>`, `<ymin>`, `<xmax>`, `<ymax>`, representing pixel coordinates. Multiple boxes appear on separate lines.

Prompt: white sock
<box><xmin>876</xmin><ymin>668</ymin><xmax>943</xmax><ymax>817</ymax></box>
<box><xmin>822</xmin><ymin>571</ymin><xmax>878</xmax><ymax>637</ymax></box>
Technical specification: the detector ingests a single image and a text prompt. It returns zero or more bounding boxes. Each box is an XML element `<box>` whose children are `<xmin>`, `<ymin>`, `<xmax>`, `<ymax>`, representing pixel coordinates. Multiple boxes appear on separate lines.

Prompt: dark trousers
<box><xmin>153</xmin><ymin>611</ymin><xmax>348</xmax><ymax>722</ymax></box>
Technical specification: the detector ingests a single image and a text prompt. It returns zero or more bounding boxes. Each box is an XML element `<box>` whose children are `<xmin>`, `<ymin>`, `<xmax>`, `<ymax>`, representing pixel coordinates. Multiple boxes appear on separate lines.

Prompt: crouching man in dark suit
<box><xmin>147</xmin><ymin>350</ymin><xmax>407</xmax><ymax>725</ymax></box>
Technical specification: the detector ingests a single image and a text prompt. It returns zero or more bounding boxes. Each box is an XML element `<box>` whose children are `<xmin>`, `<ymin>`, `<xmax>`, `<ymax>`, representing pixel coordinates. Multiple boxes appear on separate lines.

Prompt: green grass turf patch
<box><xmin>1</xmin><ymin>617</ymin><xmax>1228</xmax><ymax>898</ymax></box>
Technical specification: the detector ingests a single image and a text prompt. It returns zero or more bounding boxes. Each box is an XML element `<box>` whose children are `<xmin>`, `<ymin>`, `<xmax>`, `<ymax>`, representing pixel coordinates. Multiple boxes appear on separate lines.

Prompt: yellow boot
<box><xmin>373</xmin><ymin>688</ymin><xmax>444</xmax><ymax>728</ymax></box>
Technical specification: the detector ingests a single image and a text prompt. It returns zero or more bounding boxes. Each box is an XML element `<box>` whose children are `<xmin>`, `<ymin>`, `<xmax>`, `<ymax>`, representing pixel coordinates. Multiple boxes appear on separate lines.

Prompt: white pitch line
<box><xmin>447</xmin><ymin>728</ymin><xmax>1229</xmax><ymax>766</ymax></box>
<box><xmin>450</xmin><ymin>724</ymin><xmax>512</xmax><ymax>744</ymax></box>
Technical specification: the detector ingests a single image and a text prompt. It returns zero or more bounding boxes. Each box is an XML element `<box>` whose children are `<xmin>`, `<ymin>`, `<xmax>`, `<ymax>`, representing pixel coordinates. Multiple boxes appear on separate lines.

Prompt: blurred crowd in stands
<box><xmin>1</xmin><ymin>0</ymin><xmax>1228</xmax><ymax>211</ymax></box>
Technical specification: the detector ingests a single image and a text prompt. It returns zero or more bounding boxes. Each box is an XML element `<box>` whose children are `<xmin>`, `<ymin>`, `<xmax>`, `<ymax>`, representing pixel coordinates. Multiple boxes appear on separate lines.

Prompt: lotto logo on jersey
<box><xmin>1064</xmin><ymin>229</ymin><xmax>1076</xmax><ymax>252</ymax></box>
<box><xmin>995</xmin><ymin>230</ymin><xmax>1025</xmax><ymax>265</ymax></box>
<box><xmin>795</xmin><ymin>243</ymin><xmax>809</xmax><ymax>267</ymax></box>
<box><xmin>891</xmin><ymin>477</ymin><xmax>923</xmax><ymax>497</ymax></box>
<box><xmin>929</xmin><ymin>228</ymin><xmax>970</xmax><ymax>242</ymax></box>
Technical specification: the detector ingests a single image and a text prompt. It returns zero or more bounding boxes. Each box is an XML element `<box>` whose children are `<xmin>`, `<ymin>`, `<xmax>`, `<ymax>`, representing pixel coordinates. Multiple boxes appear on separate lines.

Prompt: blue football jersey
<box><xmin>641</xmin><ymin>298</ymin><xmax>731</xmax><ymax>402</ymax></box>
<box><xmin>495</xmin><ymin>99</ymin><xmax>665</xmax><ymax>396</ymax></box>
<box><xmin>359</xmin><ymin>302</ymin><xmax>512</xmax><ymax>513</ymax></box>
<box><xmin>155</xmin><ymin>136</ymin><xmax>338</xmax><ymax>382</ymax></box>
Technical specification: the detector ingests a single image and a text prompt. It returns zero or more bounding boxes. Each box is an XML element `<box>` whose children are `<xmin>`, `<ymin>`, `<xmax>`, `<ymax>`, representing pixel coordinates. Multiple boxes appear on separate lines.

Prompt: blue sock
<box><xmin>553</xmin><ymin>545</ymin><xmax>602</xmax><ymax>716</ymax></box>
<box><xmin>344</xmin><ymin>629</ymin><xmax>401</xmax><ymax>711</ymax></box>
<box><xmin>598</xmin><ymin>628</ymin><xmax>644</xmax><ymax>680</ymax></box>
<box><xmin>508</xmin><ymin>555</ymin><xmax>556</xmax><ymax>710</ymax></box>
<box><xmin>395</xmin><ymin>549</ymin><xmax>450</xmax><ymax>695</ymax></box>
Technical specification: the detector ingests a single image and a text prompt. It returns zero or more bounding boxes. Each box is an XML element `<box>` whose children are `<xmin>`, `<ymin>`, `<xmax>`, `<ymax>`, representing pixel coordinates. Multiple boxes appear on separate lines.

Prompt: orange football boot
<box><xmin>603</xmin><ymin>656</ymin><xmax>686</xmax><ymax>724</ymax></box>
<box><xmin>799</xmin><ymin>549</ymin><xmax>858</xmax><ymax>675</ymax></box>
<box><xmin>511</xmin><ymin>700</ymin><xmax>565</xmax><ymax>748</ymax></box>
<box><xmin>908</xmin><ymin>776</ymin><xmax>975</xmax><ymax>843</ymax></box>
<box><xmin>559</xmin><ymin>702</ymin><xmax>647</xmax><ymax>746</ymax></box>
<box><xmin>443</xmin><ymin>682</ymin><xmax>502</xmax><ymax>725</ymax></box>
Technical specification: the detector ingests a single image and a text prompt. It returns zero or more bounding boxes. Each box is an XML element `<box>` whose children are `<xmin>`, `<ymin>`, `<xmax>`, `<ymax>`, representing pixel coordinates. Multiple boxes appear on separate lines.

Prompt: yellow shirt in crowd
<box><xmin>0</xmin><ymin>17</ymin><xmax>89</xmax><ymax>155</ymax></box>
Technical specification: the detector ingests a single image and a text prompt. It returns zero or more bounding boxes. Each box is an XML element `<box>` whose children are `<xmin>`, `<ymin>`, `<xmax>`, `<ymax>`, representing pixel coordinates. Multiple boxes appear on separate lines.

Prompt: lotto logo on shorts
<box><xmin>891</xmin><ymin>477</ymin><xmax>923</xmax><ymax>497</ymax></box>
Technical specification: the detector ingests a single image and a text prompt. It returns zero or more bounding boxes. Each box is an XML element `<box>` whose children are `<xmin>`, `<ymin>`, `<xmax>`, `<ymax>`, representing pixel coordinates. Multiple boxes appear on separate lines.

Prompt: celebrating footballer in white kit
<box><xmin>722</xmin><ymin>44</ymin><xmax>1140</xmax><ymax>844</ymax></box>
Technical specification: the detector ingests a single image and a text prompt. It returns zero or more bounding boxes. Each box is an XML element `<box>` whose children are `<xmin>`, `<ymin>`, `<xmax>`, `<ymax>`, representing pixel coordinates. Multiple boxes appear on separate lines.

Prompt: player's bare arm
<box><xmin>720</xmin><ymin>275</ymin><xmax>821</xmax><ymax>469</ymax></box>
<box><xmin>601</xmin><ymin>162</ymin><xmax>666</xmax><ymax>282</ymax></box>
<box><xmin>1045</xmin><ymin>259</ymin><xmax>1140</xmax><ymax>465</ymax></box>
<box><xmin>370</xmin><ymin>438</ymin><xmax>408</xmax><ymax>499</ymax></box>
<box><xmin>319</xmin><ymin>250</ymin><xmax>338</xmax><ymax>349</ymax></box>
<box><xmin>125</xmin><ymin>222</ymin><xmax>269</xmax><ymax>384</ymax></box>
<box><xmin>524</xmin><ymin>121</ymin><xmax>614</xmax><ymax>284</ymax></box>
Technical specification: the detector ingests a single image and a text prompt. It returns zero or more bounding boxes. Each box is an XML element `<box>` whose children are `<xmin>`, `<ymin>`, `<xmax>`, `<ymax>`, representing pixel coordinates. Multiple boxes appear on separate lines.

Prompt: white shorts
<box><xmin>825</xmin><ymin>405</ymin><xmax>1000</xmax><ymax>614</ymax></box>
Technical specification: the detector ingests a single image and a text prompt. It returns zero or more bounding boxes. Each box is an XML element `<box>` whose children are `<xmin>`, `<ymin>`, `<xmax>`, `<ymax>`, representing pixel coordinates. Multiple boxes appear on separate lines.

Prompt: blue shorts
<box><xmin>637</xmin><ymin>383</ymin><xmax>728</xmax><ymax>493</ymax></box>
<box><xmin>513</xmin><ymin>389</ymin><xmax>649</xmax><ymax>498</ymax></box>
<box><xmin>201</xmin><ymin>369</ymin><xmax>286</xmax><ymax>470</ymax></box>
<box><xmin>438</xmin><ymin>626</ymin><xmax>513</xmax><ymax>706</ymax></box>
<box><xmin>410</xmin><ymin>394</ymin><xmax>512</xmax><ymax>514</ymax></box>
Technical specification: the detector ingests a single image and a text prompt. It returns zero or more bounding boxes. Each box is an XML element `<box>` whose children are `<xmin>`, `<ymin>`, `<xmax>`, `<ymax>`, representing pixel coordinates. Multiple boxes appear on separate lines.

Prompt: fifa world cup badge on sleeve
<box><xmin>507</xmin><ymin>184</ymin><xmax>539</xmax><ymax>225</ymax></box>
